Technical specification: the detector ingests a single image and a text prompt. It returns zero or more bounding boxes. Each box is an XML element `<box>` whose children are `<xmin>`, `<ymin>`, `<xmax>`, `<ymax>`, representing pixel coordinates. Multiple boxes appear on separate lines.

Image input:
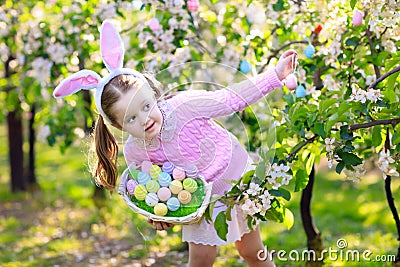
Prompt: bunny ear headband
<box><xmin>53</xmin><ymin>21</ymin><xmax>148</xmax><ymax>123</ymax></box>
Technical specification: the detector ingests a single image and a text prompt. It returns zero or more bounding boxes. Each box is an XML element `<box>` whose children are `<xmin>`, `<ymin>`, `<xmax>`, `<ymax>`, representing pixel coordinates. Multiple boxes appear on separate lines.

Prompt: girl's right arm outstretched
<box><xmin>92</xmin><ymin>115</ymin><xmax>119</xmax><ymax>192</ymax></box>
<box><xmin>172</xmin><ymin>49</ymin><xmax>296</xmax><ymax>118</ymax></box>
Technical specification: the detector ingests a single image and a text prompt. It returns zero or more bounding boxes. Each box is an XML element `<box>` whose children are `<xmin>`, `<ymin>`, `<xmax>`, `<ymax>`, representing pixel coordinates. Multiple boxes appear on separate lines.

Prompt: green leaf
<box><xmin>336</xmin><ymin>161</ymin><xmax>345</xmax><ymax>174</ymax></box>
<box><xmin>311</xmin><ymin>122</ymin><xmax>325</xmax><ymax>139</ymax></box>
<box><xmin>283</xmin><ymin>208</ymin><xmax>294</xmax><ymax>230</ymax></box>
<box><xmin>294</xmin><ymin>169</ymin><xmax>309</xmax><ymax>192</ymax></box>
<box><xmin>241</xmin><ymin>170</ymin><xmax>255</xmax><ymax>185</ymax></box>
<box><xmin>372</xmin><ymin>126</ymin><xmax>383</xmax><ymax>148</ymax></box>
<box><xmin>393</xmin><ymin>132</ymin><xmax>400</xmax><ymax>146</ymax></box>
<box><xmin>350</xmin><ymin>0</ymin><xmax>357</xmax><ymax>9</ymax></box>
<box><xmin>255</xmin><ymin>161</ymin><xmax>266</xmax><ymax>180</ymax></box>
<box><xmin>214</xmin><ymin>211</ymin><xmax>228</xmax><ymax>241</ymax></box>
<box><xmin>340</xmin><ymin>125</ymin><xmax>354</xmax><ymax>141</ymax></box>
<box><xmin>269</xmin><ymin>188</ymin><xmax>291</xmax><ymax>201</ymax></box>
<box><xmin>337</xmin><ymin>150</ymin><xmax>363</xmax><ymax>166</ymax></box>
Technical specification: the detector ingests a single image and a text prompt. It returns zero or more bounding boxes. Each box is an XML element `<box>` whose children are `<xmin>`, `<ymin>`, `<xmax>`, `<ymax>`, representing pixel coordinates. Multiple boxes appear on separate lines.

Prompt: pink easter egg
<box><xmin>149</xmin><ymin>18</ymin><xmax>161</xmax><ymax>31</ymax></box>
<box><xmin>352</xmin><ymin>10</ymin><xmax>363</xmax><ymax>26</ymax></box>
<box><xmin>187</xmin><ymin>0</ymin><xmax>199</xmax><ymax>12</ymax></box>
<box><xmin>157</xmin><ymin>187</ymin><xmax>172</xmax><ymax>202</ymax></box>
<box><xmin>286</xmin><ymin>74</ymin><xmax>297</xmax><ymax>90</ymax></box>
<box><xmin>141</xmin><ymin>161</ymin><xmax>153</xmax><ymax>173</ymax></box>
<box><xmin>172</xmin><ymin>167</ymin><xmax>186</xmax><ymax>181</ymax></box>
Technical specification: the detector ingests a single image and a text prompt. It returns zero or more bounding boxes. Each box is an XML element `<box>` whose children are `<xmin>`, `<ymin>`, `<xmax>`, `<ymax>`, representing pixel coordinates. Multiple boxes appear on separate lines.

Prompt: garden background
<box><xmin>1</xmin><ymin>0</ymin><xmax>400</xmax><ymax>266</ymax></box>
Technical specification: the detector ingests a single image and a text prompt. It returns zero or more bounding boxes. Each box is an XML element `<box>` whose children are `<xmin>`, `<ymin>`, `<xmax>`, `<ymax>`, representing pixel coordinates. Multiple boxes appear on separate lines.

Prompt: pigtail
<box><xmin>93</xmin><ymin>114</ymin><xmax>119</xmax><ymax>192</ymax></box>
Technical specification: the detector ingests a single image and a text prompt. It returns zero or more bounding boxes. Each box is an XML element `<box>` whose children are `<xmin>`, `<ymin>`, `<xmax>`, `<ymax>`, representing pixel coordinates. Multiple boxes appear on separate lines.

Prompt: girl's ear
<box><xmin>53</xmin><ymin>70</ymin><xmax>101</xmax><ymax>98</ymax></box>
<box><xmin>100</xmin><ymin>21</ymin><xmax>124</xmax><ymax>71</ymax></box>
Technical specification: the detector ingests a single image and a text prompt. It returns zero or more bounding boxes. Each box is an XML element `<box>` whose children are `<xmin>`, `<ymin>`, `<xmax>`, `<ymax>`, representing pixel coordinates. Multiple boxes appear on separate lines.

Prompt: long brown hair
<box><xmin>92</xmin><ymin>72</ymin><xmax>163</xmax><ymax>192</ymax></box>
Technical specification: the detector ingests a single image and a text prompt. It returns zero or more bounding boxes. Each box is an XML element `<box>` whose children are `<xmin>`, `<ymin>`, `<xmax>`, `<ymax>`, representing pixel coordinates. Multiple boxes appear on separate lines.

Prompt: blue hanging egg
<box><xmin>295</xmin><ymin>85</ymin><xmax>307</xmax><ymax>98</ymax></box>
<box><xmin>304</xmin><ymin>44</ymin><xmax>315</xmax><ymax>59</ymax></box>
<box><xmin>239</xmin><ymin>60</ymin><xmax>251</xmax><ymax>74</ymax></box>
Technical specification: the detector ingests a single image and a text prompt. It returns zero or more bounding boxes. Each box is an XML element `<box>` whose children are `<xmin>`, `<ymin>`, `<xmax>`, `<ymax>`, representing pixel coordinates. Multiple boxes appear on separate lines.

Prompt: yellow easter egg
<box><xmin>154</xmin><ymin>203</ymin><xmax>168</xmax><ymax>216</ymax></box>
<box><xmin>169</xmin><ymin>180</ymin><xmax>183</xmax><ymax>194</ymax></box>
<box><xmin>150</xmin><ymin>165</ymin><xmax>162</xmax><ymax>180</ymax></box>
<box><xmin>134</xmin><ymin>184</ymin><xmax>147</xmax><ymax>201</ymax></box>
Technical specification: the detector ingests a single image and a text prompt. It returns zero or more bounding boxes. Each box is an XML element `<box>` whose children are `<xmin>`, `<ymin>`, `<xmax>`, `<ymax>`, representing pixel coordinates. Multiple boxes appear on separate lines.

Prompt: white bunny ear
<box><xmin>53</xmin><ymin>70</ymin><xmax>101</xmax><ymax>98</ymax></box>
<box><xmin>100</xmin><ymin>21</ymin><xmax>124</xmax><ymax>71</ymax></box>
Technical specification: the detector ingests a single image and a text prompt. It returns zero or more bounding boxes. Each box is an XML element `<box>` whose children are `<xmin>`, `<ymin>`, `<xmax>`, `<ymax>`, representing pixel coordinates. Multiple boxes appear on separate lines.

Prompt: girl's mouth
<box><xmin>145</xmin><ymin>121</ymin><xmax>156</xmax><ymax>132</ymax></box>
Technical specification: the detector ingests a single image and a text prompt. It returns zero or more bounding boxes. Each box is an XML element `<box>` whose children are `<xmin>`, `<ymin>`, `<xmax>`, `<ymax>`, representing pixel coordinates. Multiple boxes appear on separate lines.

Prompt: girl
<box><xmin>54</xmin><ymin>21</ymin><xmax>297</xmax><ymax>267</ymax></box>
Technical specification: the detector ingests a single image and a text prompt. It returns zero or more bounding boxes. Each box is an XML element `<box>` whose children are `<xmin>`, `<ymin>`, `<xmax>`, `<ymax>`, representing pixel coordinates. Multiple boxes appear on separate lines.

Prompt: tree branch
<box><xmin>369</xmin><ymin>64</ymin><xmax>400</xmax><ymax>89</ymax></box>
<box><xmin>366</xmin><ymin>21</ymin><xmax>381</xmax><ymax>78</ymax></box>
<box><xmin>349</xmin><ymin>118</ymin><xmax>400</xmax><ymax>131</ymax></box>
<box><xmin>286</xmin><ymin>134</ymin><xmax>319</xmax><ymax>162</ymax></box>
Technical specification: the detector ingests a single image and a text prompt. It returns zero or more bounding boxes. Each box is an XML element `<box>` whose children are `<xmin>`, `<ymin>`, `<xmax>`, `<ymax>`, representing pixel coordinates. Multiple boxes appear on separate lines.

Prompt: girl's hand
<box><xmin>147</xmin><ymin>219</ymin><xmax>174</xmax><ymax>231</ymax></box>
<box><xmin>275</xmin><ymin>49</ymin><xmax>298</xmax><ymax>81</ymax></box>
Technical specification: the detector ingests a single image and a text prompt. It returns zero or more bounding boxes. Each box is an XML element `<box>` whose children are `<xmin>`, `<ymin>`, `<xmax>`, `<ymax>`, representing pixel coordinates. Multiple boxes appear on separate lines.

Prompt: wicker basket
<box><xmin>118</xmin><ymin>162</ymin><xmax>213</xmax><ymax>225</ymax></box>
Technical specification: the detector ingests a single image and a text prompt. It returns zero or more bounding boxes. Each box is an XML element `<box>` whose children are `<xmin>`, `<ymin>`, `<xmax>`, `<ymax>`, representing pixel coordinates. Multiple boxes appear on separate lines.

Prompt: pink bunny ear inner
<box><xmin>53</xmin><ymin>71</ymin><xmax>100</xmax><ymax>98</ymax></box>
<box><xmin>101</xmin><ymin>21</ymin><xmax>124</xmax><ymax>70</ymax></box>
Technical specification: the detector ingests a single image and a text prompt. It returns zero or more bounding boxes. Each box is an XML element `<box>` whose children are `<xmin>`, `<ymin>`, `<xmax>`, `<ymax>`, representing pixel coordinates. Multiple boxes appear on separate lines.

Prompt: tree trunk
<box><xmin>27</xmin><ymin>104</ymin><xmax>40</xmax><ymax>192</ymax></box>
<box><xmin>300</xmin><ymin>166</ymin><xmax>324</xmax><ymax>266</ymax></box>
<box><xmin>7</xmin><ymin>109</ymin><xmax>26</xmax><ymax>192</ymax></box>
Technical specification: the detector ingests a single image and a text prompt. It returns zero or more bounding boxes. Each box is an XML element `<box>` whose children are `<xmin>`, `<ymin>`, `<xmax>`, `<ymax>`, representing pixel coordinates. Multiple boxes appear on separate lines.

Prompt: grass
<box><xmin>0</xmin><ymin>123</ymin><xmax>399</xmax><ymax>266</ymax></box>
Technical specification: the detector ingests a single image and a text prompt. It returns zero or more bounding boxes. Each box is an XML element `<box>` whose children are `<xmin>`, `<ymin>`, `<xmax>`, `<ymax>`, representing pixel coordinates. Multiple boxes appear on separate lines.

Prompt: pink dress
<box><xmin>124</xmin><ymin>68</ymin><xmax>283</xmax><ymax>245</ymax></box>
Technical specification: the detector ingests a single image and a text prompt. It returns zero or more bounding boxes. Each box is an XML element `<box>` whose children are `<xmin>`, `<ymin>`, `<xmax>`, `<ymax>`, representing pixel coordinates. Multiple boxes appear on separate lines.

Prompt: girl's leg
<box><xmin>235</xmin><ymin>226</ymin><xmax>275</xmax><ymax>267</ymax></box>
<box><xmin>188</xmin><ymin>242</ymin><xmax>217</xmax><ymax>267</ymax></box>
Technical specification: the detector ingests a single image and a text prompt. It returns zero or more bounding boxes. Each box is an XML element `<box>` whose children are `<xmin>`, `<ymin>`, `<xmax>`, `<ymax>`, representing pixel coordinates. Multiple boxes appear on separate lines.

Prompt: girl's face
<box><xmin>112</xmin><ymin>81</ymin><xmax>163</xmax><ymax>140</ymax></box>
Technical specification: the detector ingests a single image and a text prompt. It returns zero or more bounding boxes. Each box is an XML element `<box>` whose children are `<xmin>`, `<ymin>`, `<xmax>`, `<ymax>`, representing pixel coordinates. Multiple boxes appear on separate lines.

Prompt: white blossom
<box><xmin>377</xmin><ymin>150</ymin><xmax>399</xmax><ymax>179</ymax></box>
<box><xmin>47</xmin><ymin>43</ymin><xmax>68</xmax><ymax>64</ymax></box>
<box><xmin>241</xmin><ymin>199</ymin><xmax>260</xmax><ymax>216</ymax></box>
<box><xmin>246</xmin><ymin>182</ymin><xmax>262</xmax><ymax>196</ymax></box>
<box><xmin>325</xmin><ymin>137</ymin><xmax>335</xmax><ymax>153</ymax></box>
<box><xmin>343</xmin><ymin>163</ymin><xmax>366</xmax><ymax>182</ymax></box>
<box><xmin>366</xmin><ymin>88</ymin><xmax>382</xmax><ymax>103</ymax></box>
<box><xmin>31</xmin><ymin>57</ymin><xmax>53</xmax><ymax>83</ymax></box>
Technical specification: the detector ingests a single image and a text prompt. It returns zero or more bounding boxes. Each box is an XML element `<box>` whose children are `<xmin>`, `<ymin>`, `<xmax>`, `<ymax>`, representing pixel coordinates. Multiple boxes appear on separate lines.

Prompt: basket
<box><xmin>118</xmin><ymin>162</ymin><xmax>213</xmax><ymax>225</ymax></box>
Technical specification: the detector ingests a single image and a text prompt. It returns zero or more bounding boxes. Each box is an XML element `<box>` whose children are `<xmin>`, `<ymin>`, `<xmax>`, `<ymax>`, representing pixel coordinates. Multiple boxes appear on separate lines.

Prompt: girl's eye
<box><xmin>144</xmin><ymin>103</ymin><xmax>150</xmax><ymax>111</ymax></box>
<box><xmin>127</xmin><ymin>116</ymin><xmax>136</xmax><ymax>123</ymax></box>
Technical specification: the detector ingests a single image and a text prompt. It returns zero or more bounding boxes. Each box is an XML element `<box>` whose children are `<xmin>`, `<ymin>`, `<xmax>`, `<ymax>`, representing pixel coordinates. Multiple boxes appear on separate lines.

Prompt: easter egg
<box><xmin>141</xmin><ymin>161</ymin><xmax>153</xmax><ymax>173</ymax></box>
<box><xmin>150</xmin><ymin>165</ymin><xmax>162</xmax><ymax>180</ymax></box>
<box><xmin>295</xmin><ymin>85</ymin><xmax>307</xmax><ymax>98</ymax></box>
<box><xmin>239</xmin><ymin>59</ymin><xmax>251</xmax><ymax>74</ymax></box>
<box><xmin>129</xmin><ymin>169</ymin><xmax>139</xmax><ymax>180</ymax></box>
<box><xmin>154</xmin><ymin>203</ymin><xmax>168</xmax><ymax>216</ymax></box>
<box><xmin>145</xmin><ymin>193</ymin><xmax>159</xmax><ymax>207</ymax></box>
<box><xmin>172</xmin><ymin>168</ymin><xmax>186</xmax><ymax>181</ymax></box>
<box><xmin>162</xmin><ymin>162</ymin><xmax>175</xmax><ymax>174</ymax></box>
<box><xmin>158</xmin><ymin>172</ymin><xmax>172</xmax><ymax>187</ymax></box>
<box><xmin>127</xmin><ymin>179</ymin><xmax>138</xmax><ymax>195</ymax></box>
<box><xmin>134</xmin><ymin>184</ymin><xmax>147</xmax><ymax>201</ymax></box>
<box><xmin>146</xmin><ymin>180</ymin><xmax>160</xmax><ymax>193</ymax></box>
<box><xmin>178</xmin><ymin>190</ymin><xmax>192</xmax><ymax>204</ymax></box>
<box><xmin>149</xmin><ymin>17</ymin><xmax>161</xmax><ymax>31</ymax></box>
<box><xmin>187</xmin><ymin>0</ymin><xmax>199</xmax><ymax>12</ymax></box>
<box><xmin>169</xmin><ymin>180</ymin><xmax>183</xmax><ymax>194</ymax></box>
<box><xmin>157</xmin><ymin>187</ymin><xmax>172</xmax><ymax>202</ymax></box>
<box><xmin>304</xmin><ymin>44</ymin><xmax>315</xmax><ymax>59</ymax></box>
<box><xmin>185</xmin><ymin>165</ymin><xmax>199</xmax><ymax>178</ymax></box>
<box><xmin>167</xmin><ymin>197</ymin><xmax>181</xmax><ymax>211</ymax></box>
<box><xmin>286</xmin><ymin>73</ymin><xmax>297</xmax><ymax>90</ymax></box>
<box><xmin>137</xmin><ymin>171</ymin><xmax>151</xmax><ymax>185</ymax></box>
<box><xmin>183</xmin><ymin>178</ymin><xmax>198</xmax><ymax>193</ymax></box>
<box><xmin>352</xmin><ymin>10</ymin><xmax>363</xmax><ymax>26</ymax></box>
